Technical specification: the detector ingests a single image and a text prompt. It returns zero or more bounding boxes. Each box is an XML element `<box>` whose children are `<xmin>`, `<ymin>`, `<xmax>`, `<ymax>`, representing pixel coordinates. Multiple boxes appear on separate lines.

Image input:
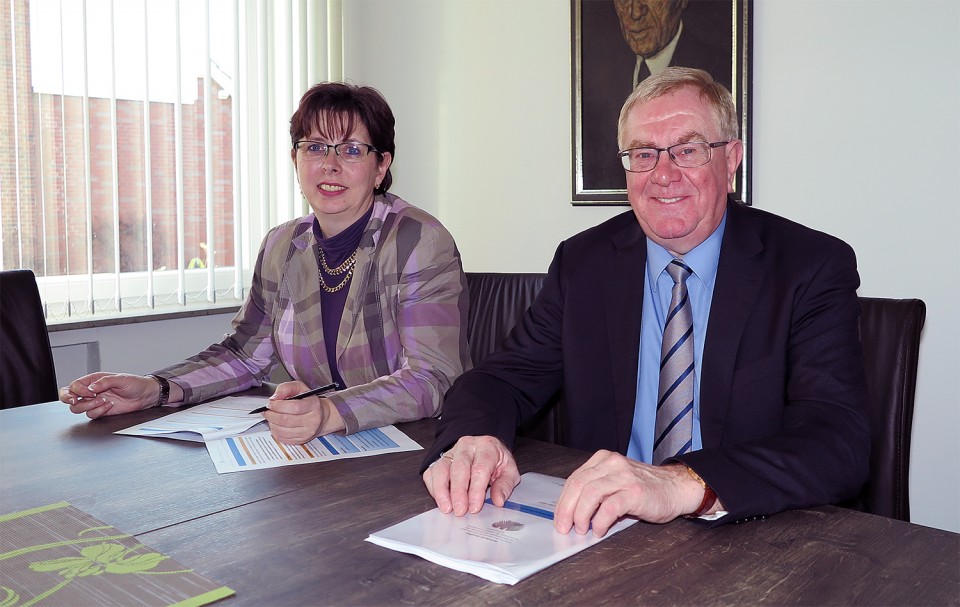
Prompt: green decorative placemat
<box><xmin>0</xmin><ymin>502</ymin><xmax>234</xmax><ymax>607</ymax></box>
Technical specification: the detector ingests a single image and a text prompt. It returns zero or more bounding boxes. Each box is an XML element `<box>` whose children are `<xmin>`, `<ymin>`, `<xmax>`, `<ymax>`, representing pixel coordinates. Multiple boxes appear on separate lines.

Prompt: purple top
<box><xmin>315</xmin><ymin>205</ymin><xmax>374</xmax><ymax>388</ymax></box>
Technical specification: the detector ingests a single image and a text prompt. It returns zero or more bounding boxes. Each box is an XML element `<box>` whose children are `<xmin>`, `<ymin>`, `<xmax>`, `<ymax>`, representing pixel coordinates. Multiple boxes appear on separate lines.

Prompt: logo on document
<box><xmin>491</xmin><ymin>520</ymin><xmax>524</xmax><ymax>532</ymax></box>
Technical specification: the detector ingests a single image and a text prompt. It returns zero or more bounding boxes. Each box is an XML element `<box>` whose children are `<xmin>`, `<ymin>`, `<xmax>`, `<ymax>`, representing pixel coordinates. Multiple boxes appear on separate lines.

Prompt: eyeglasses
<box><xmin>293</xmin><ymin>140</ymin><xmax>379</xmax><ymax>163</ymax></box>
<box><xmin>618</xmin><ymin>141</ymin><xmax>729</xmax><ymax>173</ymax></box>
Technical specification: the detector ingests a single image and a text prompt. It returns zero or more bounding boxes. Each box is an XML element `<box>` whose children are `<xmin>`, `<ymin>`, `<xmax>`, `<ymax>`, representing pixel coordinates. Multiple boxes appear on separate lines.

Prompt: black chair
<box><xmin>464</xmin><ymin>272</ymin><xmax>563</xmax><ymax>444</ymax></box>
<box><xmin>464</xmin><ymin>272</ymin><xmax>545</xmax><ymax>368</ymax></box>
<box><xmin>0</xmin><ymin>269</ymin><xmax>59</xmax><ymax>408</ymax></box>
<box><xmin>855</xmin><ymin>297</ymin><xmax>925</xmax><ymax>521</ymax></box>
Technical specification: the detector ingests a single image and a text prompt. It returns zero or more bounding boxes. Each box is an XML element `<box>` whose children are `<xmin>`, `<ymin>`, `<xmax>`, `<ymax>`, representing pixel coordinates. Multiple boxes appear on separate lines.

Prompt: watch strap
<box><xmin>147</xmin><ymin>374</ymin><xmax>170</xmax><ymax>408</ymax></box>
<box><xmin>684</xmin><ymin>466</ymin><xmax>717</xmax><ymax>519</ymax></box>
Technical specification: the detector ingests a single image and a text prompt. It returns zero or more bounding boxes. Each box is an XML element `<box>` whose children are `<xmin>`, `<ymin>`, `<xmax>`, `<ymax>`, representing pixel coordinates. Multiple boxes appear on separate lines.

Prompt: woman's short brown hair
<box><xmin>290</xmin><ymin>82</ymin><xmax>396</xmax><ymax>194</ymax></box>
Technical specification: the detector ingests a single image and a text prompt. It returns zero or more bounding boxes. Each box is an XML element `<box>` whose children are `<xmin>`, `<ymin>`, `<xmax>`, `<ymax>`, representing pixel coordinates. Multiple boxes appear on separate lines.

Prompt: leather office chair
<box><xmin>464</xmin><ymin>272</ymin><xmax>563</xmax><ymax>444</ymax></box>
<box><xmin>465</xmin><ymin>273</ymin><xmax>545</xmax><ymax>367</ymax></box>
<box><xmin>0</xmin><ymin>269</ymin><xmax>59</xmax><ymax>408</ymax></box>
<box><xmin>855</xmin><ymin>297</ymin><xmax>925</xmax><ymax>521</ymax></box>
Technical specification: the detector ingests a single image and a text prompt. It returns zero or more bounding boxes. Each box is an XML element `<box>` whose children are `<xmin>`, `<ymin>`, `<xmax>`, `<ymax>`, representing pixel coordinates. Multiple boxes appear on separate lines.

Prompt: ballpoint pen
<box><xmin>248</xmin><ymin>382</ymin><xmax>339</xmax><ymax>414</ymax></box>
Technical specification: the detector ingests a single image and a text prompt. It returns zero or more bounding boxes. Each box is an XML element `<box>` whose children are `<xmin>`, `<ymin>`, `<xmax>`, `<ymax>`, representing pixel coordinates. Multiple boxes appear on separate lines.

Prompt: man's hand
<box><xmin>554</xmin><ymin>450</ymin><xmax>708</xmax><ymax>537</ymax></box>
<box><xmin>265</xmin><ymin>381</ymin><xmax>345</xmax><ymax>445</ymax></box>
<box><xmin>422</xmin><ymin>435</ymin><xmax>521</xmax><ymax>516</ymax></box>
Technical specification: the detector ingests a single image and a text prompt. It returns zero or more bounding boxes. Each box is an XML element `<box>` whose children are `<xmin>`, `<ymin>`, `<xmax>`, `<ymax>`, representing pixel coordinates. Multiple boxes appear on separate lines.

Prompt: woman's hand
<box><xmin>264</xmin><ymin>381</ymin><xmax>346</xmax><ymax>444</ymax></box>
<box><xmin>59</xmin><ymin>372</ymin><xmax>164</xmax><ymax>419</ymax></box>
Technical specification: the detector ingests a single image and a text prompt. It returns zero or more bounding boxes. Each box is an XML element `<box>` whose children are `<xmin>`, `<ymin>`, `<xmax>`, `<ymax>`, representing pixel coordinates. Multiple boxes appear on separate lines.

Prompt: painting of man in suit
<box><xmin>576</xmin><ymin>0</ymin><xmax>735</xmax><ymax>199</ymax></box>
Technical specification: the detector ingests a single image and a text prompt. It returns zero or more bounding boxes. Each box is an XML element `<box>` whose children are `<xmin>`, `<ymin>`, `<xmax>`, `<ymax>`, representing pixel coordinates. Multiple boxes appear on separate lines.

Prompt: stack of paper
<box><xmin>114</xmin><ymin>396</ymin><xmax>271</xmax><ymax>442</ymax></box>
<box><xmin>204</xmin><ymin>426</ymin><xmax>422</xmax><ymax>473</ymax></box>
<box><xmin>115</xmin><ymin>396</ymin><xmax>423</xmax><ymax>474</ymax></box>
<box><xmin>366</xmin><ymin>472</ymin><xmax>637</xmax><ymax>585</ymax></box>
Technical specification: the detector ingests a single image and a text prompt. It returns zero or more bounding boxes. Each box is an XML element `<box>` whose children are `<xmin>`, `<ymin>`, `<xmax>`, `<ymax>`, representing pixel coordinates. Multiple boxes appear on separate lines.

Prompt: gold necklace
<box><xmin>318</xmin><ymin>246</ymin><xmax>357</xmax><ymax>275</ymax></box>
<box><xmin>318</xmin><ymin>265</ymin><xmax>354</xmax><ymax>293</ymax></box>
<box><xmin>317</xmin><ymin>246</ymin><xmax>357</xmax><ymax>293</ymax></box>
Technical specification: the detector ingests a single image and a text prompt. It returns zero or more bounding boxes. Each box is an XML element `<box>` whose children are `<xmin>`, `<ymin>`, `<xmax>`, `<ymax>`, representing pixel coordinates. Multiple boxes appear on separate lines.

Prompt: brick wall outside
<box><xmin>1</xmin><ymin>0</ymin><xmax>236</xmax><ymax>277</ymax></box>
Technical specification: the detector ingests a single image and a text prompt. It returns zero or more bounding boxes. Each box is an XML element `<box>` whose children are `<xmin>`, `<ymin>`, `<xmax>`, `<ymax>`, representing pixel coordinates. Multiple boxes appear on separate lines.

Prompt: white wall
<box><xmin>750</xmin><ymin>0</ymin><xmax>960</xmax><ymax>534</ymax></box>
<box><xmin>342</xmin><ymin>0</ymin><xmax>622</xmax><ymax>270</ymax></box>
<box><xmin>50</xmin><ymin>0</ymin><xmax>959</xmax><ymax>533</ymax></box>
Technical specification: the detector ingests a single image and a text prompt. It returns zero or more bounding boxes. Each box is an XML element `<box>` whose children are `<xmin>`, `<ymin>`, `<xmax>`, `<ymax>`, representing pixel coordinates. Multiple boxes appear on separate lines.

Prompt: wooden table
<box><xmin>1</xmin><ymin>402</ymin><xmax>957</xmax><ymax>606</ymax></box>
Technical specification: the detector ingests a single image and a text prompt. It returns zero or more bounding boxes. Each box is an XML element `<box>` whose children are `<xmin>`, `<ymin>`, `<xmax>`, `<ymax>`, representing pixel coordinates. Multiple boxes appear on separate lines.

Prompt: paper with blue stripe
<box><xmin>204</xmin><ymin>425</ymin><xmax>421</xmax><ymax>473</ymax></box>
<box><xmin>367</xmin><ymin>472</ymin><xmax>637</xmax><ymax>585</ymax></box>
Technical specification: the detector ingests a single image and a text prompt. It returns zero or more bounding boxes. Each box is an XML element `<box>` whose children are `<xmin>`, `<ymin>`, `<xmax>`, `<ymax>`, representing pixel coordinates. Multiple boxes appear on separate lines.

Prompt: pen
<box><xmin>248</xmin><ymin>382</ymin><xmax>339</xmax><ymax>414</ymax></box>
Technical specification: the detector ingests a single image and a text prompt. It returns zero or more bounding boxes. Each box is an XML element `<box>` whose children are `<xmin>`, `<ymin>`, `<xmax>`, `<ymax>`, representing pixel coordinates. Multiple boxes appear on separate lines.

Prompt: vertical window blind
<box><xmin>1</xmin><ymin>0</ymin><xmax>336</xmax><ymax>322</ymax></box>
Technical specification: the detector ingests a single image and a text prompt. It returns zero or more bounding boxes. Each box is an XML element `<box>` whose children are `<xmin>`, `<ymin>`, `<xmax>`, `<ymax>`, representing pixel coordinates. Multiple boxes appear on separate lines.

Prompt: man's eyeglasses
<box><xmin>293</xmin><ymin>140</ymin><xmax>379</xmax><ymax>163</ymax></box>
<box><xmin>618</xmin><ymin>141</ymin><xmax>729</xmax><ymax>173</ymax></box>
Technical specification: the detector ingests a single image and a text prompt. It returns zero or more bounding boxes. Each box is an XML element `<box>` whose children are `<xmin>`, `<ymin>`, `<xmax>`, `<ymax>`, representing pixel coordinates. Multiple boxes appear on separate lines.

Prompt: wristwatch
<box><xmin>684</xmin><ymin>466</ymin><xmax>717</xmax><ymax>519</ymax></box>
<box><xmin>147</xmin><ymin>374</ymin><xmax>170</xmax><ymax>408</ymax></box>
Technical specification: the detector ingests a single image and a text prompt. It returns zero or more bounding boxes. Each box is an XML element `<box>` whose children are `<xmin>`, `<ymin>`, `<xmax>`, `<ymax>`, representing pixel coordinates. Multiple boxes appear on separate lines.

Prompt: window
<box><xmin>1</xmin><ymin>0</ymin><xmax>336</xmax><ymax>322</ymax></box>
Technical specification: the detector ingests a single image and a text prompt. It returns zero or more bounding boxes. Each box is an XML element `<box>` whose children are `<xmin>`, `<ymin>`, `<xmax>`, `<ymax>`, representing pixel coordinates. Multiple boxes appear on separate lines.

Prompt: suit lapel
<box><xmin>602</xmin><ymin>219</ymin><xmax>647</xmax><ymax>453</ymax></box>
<box><xmin>700</xmin><ymin>201</ymin><xmax>765</xmax><ymax>447</ymax></box>
<box><xmin>282</xmin><ymin>222</ymin><xmax>331</xmax><ymax>378</ymax></box>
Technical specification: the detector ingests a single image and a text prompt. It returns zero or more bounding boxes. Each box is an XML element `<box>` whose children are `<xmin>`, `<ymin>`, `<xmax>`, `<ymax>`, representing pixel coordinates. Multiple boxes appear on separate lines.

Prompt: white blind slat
<box><xmin>3</xmin><ymin>0</ymin><xmax>332</xmax><ymax>322</ymax></box>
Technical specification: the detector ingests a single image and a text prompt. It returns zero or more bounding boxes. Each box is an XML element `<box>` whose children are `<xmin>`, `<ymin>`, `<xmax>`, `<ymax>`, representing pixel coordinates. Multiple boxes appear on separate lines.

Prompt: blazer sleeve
<box><xmin>152</xmin><ymin>229</ymin><xmax>283</xmax><ymax>403</ymax></box>
<box><xmin>676</xmin><ymin>236</ymin><xmax>871</xmax><ymax>524</ymax></box>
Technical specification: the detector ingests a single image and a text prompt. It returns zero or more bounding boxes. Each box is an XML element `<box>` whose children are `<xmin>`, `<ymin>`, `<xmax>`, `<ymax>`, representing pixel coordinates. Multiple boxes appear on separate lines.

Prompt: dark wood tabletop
<box><xmin>2</xmin><ymin>402</ymin><xmax>958</xmax><ymax>606</ymax></box>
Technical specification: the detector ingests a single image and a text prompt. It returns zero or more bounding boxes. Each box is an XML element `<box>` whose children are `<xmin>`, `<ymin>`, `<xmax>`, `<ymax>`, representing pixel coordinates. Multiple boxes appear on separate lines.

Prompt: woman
<box><xmin>60</xmin><ymin>82</ymin><xmax>470</xmax><ymax>445</ymax></box>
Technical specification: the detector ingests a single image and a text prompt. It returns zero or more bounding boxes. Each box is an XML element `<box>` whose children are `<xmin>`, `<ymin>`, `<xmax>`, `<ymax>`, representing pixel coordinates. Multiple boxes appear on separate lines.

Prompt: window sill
<box><xmin>47</xmin><ymin>303</ymin><xmax>242</xmax><ymax>333</ymax></box>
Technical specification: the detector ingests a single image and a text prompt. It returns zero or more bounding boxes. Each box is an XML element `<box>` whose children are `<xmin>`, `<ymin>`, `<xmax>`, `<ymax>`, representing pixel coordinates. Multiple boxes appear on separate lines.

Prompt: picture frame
<box><xmin>571</xmin><ymin>0</ymin><xmax>753</xmax><ymax>205</ymax></box>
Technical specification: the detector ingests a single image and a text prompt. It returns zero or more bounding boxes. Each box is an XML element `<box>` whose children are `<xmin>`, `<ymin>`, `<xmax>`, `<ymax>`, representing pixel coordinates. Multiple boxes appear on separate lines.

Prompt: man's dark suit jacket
<box><xmin>424</xmin><ymin>200</ymin><xmax>871</xmax><ymax>525</ymax></box>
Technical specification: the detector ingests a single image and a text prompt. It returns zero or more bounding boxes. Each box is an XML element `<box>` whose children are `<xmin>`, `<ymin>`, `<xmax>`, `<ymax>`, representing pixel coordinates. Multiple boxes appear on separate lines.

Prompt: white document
<box><xmin>204</xmin><ymin>425</ymin><xmax>423</xmax><ymax>473</ymax></box>
<box><xmin>115</xmin><ymin>396</ymin><xmax>271</xmax><ymax>442</ymax></box>
<box><xmin>366</xmin><ymin>472</ymin><xmax>637</xmax><ymax>585</ymax></box>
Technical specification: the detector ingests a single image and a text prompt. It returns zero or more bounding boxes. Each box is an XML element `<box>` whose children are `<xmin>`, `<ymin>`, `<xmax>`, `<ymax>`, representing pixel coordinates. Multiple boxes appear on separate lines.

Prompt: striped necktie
<box><xmin>653</xmin><ymin>259</ymin><xmax>695</xmax><ymax>465</ymax></box>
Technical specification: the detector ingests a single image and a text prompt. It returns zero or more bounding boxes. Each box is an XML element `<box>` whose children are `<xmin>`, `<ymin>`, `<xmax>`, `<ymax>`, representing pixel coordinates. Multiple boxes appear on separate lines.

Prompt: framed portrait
<box><xmin>571</xmin><ymin>0</ymin><xmax>753</xmax><ymax>205</ymax></box>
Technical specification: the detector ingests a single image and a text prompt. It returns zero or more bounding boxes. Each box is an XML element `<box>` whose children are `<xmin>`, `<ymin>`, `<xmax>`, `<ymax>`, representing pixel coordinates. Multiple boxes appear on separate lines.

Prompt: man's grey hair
<box><xmin>617</xmin><ymin>66</ymin><xmax>739</xmax><ymax>149</ymax></box>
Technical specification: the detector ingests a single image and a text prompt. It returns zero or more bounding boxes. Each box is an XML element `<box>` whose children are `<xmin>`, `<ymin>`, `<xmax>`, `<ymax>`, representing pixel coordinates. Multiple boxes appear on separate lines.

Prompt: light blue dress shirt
<box><xmin>626</xmin><ymin>213</ymin><xmax>726</xmax><ymax>463</ymax></box>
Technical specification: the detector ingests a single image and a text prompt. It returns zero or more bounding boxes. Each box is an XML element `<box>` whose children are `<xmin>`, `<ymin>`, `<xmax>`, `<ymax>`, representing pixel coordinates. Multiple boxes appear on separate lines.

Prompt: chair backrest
<box><xmin>0</xmin><ymin>270</ymin><xmax>59</xmax><ymax>408</ymax></box>
<box><xmin>464</xmin><ymin>272</ymin><xmax>563</xmax><ymax>443</ymax></box>
<box><xmin>464</xmin><ymin>272</ymin><xmax>545</xmax><ymax>365</ymax></box>
<box><xmin>855</xmin><ymin>297</ymin><xmax>925</xmax><ymax>521</ymax></box>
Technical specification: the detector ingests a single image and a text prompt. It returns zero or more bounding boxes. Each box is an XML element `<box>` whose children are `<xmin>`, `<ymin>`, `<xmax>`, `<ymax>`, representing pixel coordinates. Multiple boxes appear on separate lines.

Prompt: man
<box><xmin>422</xmin><ymin>67</ymin><xmax>870</xmax><ymax>534</ymax></box>
<box><xmin>580</xmin><ymin>0</ymin><xmax>731</xmax><ymax>192</ymax></box>
<box><xmin>614</xmin><ymin>0</ymin><xmax>729</xmax><ymax>90</ymax></box>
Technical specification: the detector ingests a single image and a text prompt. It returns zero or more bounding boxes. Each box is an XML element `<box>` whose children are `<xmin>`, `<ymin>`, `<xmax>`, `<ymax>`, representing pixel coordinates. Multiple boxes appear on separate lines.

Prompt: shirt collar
<box><xmin>645</xmin><ymin>209</ymin><xmax>727</xmax><ymax>292</ymax></box>
<box><xmin>646</xmin><ymin>21</ymin><xmax>683</xmax><ymax>73</ymax></box>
